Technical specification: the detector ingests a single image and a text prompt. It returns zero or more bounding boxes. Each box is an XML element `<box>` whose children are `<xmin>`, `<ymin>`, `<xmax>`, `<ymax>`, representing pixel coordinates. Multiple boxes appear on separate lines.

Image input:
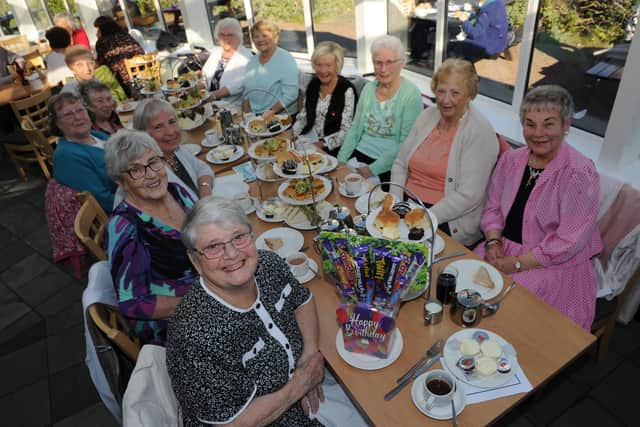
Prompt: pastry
<box><xmin>382</xmin><ymin>194</ymin><xmax>394</xmax><ymax>212</ymax></box>
<box><xmin>264</xmin><ymin>237</ymin><xmax>284</xmax><ymax>251</ymax></box>
<box><xmin>263</xmin><ymin>162</ymin><xmax>276</xmax><ymax>179</ymax></box>
<box><xmin>248</xmin><ymin>119</ymin><xmax>267</xmax><ymax>133</ymax></box>
<box><xmin>374</xmin><ymin>209</ymin><xmax>400</xmax><ymax>240</ymax></box>
<box><xmin>282</xmin><ymin>160</ymin><xmax>297</xmax><ymax>175</ymax></box>
<box><xmin>392</xmin><ymin>201</ymin><xmax>411</xmax><ymax>219</ymax></box>
<box><xmin>473</xmin><ymin>266</ymin><xmax>495</xmax><ymax>289</ymax></box>
<box><xmin>480</xmin><ymin>340</ymin><xmax>502</xmax><ymax>359</ymax></box>
<box><xmin>405</xmin><ymin>208</ymin><xmax>431</xmax><ymax>230</ymax></box>
<box><xmin>459</xmin><ymin>338</ymin><xmax>480</xmax><ymax>355</ymax></box>
<box><xmin>475</xmin><ymin>356</ymin><xmax>498</xmax><ymax>376</ymax></box>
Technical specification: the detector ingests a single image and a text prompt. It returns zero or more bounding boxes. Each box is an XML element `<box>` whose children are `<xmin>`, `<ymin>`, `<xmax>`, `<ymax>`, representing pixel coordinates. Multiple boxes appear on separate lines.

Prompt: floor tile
<box><xmin>45</xmin><ymin>300</ymin><xmax>84</xmax><ymax>336</ymax></box>
<box><xmin>24</xmin><ymin>223</ymin><xmax>52</xmax><ymax>259</ymax></box>
<box><xmin>0</xmin><ymin>340</ymin><xmax>47</xmax><ymax>398</ymax></box>
<box><xmin>522</xmin><ymin>375</ymin><xmax>590</xmax><ymax>426</ymax></box>
<box><xmin>0</xmin><ymin>198</ymin><xmax>47</xmax><ymax>236</ymax></box>
<box><xmin>53</xmin><ymin>402</ymin><xmax>118</xmax><ymax>427</ymax></box>
<box><xmin>0</xmin><ymin>230</ymin><xmax>35</xmax><ymax>273</ymax></box>
<box><xmin>0</xmin><ymin>379</ymin><xmax>50</xmax><ymax>427</ymax></box>
<box><xmin>549</xmin><ymin>397</ymin><xmax>625</xmax><ymax>427</ymax></box>
<box><xmin>608</xmin><ymin>320</ymin><xmax>640</xmax><ymax>358</ymax></box>
<box><xmin>493</xmin><ymin>406</ymin><xmax>534</xmax><ymax>427</ymax></box>
<box><xmin>0</xmin><ymin>282</ymin><xmax>30</xmax><ymax>331</ymax></box>
<box><xmin>1</xmin><ymin>253</ymin><xmax>52</xmax><ymax>294</ymax></box>
<box><xmin>47</xmin><ymin>323</ymin><xmax>86</xmax><ymax>374</ymax></box>
<box><xmin>34</xmin><ymin>282</ymin><xmax>83</xmax><ymax>318</ymax></box>
<box><xmin>589</xmin><ymin>361</ymin><xmax>640</xmax><ymax>426</ymax></box>
<box><xmin>0</xmin><ymin>311</ymin><xmax>46</xmax><ymax>358</ymax></box>
<box><xmin>9</xmin><ymin>264</ymin><xmax>77</xmax><ymax>308</ymax></box>
<box><xmin>563</xmin><ymin>345</ymin><xmax>622</xmax><ymax>388</ymax></box>
<box><xmin>49</xmin><ymin>363</ymin><xmax>101</xmax><ymax>423</ymax></box>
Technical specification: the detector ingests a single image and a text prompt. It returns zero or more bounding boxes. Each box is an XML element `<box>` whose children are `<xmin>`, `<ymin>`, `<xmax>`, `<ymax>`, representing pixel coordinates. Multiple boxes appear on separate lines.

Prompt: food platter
<box><xmin>116</xmin><ymin>100</ymin><xmax>138</xmax><ymax>113</ymax></box>
<box><xmin>365</xmin><ymin>205</ymin><xmax>439</xmax><ymax>243</ymax></box>
<box><xmin>255</xmin><ymin>162</ymin><xmax>285</xmax><ymax>182</ymax></box>
<box><xmin>243</xmin><ymin>117</ymin><xmax>291</xmax><ymax>137</ymax></box>
<box><xmin>172</xmin><ymin>97</ymin><xmax>201</xmax><ymax>112</ymax></box>
<box><xmin>273</xmin><ymin>151</ymin><xmax>328</xmax><ymax>179</ymax></box>
<box><xmin>277</xmin><ymin>176</ymin><xmax>332</xmax><ymax>206</ymax></box>
<box><xmin>178</xmin><ymin>114</ymin><xmax>206</xmax><ymax>130</ymax></box>
<box><xmin>205</xmin><ymin>145</ymin><xmax>245</xmax><ymax>164</ymax></box>
<box><xmin>255</xmin><ymin>227</ymin><xmax>304</xmax><ymax>258</ymax></box>
<box><xmin>248</xmin><ymin>137</ymin><xmax>290</xmax><ymax>161</ymax></box>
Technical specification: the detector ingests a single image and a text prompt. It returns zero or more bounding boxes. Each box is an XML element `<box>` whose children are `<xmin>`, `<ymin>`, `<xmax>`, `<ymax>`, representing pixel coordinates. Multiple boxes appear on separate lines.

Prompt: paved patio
<box><xmin>0</xmin><ymin>142</ymin><xmax>638</xmax><ymax>426</ymax></box>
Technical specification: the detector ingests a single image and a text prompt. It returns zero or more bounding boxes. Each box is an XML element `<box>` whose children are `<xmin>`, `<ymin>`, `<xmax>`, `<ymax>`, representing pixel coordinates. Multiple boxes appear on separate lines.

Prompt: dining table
<box><xmin>119</xmin><ymin>103</ymin><xmax>597</xmax><ymax>426</ymax></box>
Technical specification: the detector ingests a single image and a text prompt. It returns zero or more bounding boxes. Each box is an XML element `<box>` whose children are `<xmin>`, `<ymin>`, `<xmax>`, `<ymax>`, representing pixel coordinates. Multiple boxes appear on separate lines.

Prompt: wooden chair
<box><xmin>19</xmin><ymin>118</ymin><xmax>54</xmax><ymax>177</ymax></box>
<box><xmin>88</xmin><ymin>303</ymin><xmax>141</xmax><ymax>363</ymax></box>
<box><xmin>74</xmin><ymin>192</ymin><xmax>109</xmax><ymax>261</ymax></box>
<box><xmin>23</xmin><ymin>49</ymin><xmax>45</xmax><ymax>70</ymax></box>
<box><xmin>10</xmin><ymin>87</ymin><xmax>52</xmax><ymax>134</ymax></box>
<box><xmin>124</xmin><ymin>54</ymin><xmax>160</xmax><ymax>82</ymax></box>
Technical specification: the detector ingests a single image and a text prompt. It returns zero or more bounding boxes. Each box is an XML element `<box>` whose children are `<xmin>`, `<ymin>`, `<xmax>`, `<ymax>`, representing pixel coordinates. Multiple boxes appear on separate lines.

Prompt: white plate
<box><xmin>273</xmin><ymin>153</ymin><xmax>328</xmax><ymax>179</ymax></box>
<box><xmin>248</xmin><ymin>138</ymin><xmax>291</xmax><ymax>161</ymax></box>
<box><xmin>336</xmin><ymin>329</ymin><xmax>403</xmax><ymax>370</ymax></box>
<box><xmin>181</xmin><ymin>144</ymin><xmax>201</xmax><ymax>156</ymax></box>
<box><xmin>411</xmin><ymin>372</ymin><xmax>466</xmax><ymax>420</ymax></box>
<box><xmin>243</xmin><ymin>120</ymin><xmax>292</xmax><ymax>137</ymax></box>
<box><xmin>317</xmin><ymin>155</ymin><xmax>338</xmax><ymax>174</ymax></box>
<box><xmin>140</xmin><ymin>88</ymin><xmax>160</xmax><ymax>95</ymax></box>
<box><xmin>206</xmin><ymin>145</ymin><xmax>244</xmax><ymax>164</ymax></box>
<box><xmin>446</xmin><ymin>259</ymin><xmax>504</xmax><ymax>300</ymax></box>
<box><xmin>116</xmin><ymin>100</ymin><xmax>138</xmax><ymax>113</ymax></box>
<box><xmin>338</xmin><ymin>181</ymin><xmax>370</xmax><ymax>198</ymax></box>
<box><xmin>442</xmin><ymin>328</ymin><xmax>518</xmax><ymax>389</ymax></box>
<box><xmin>365</xmin><ymin>205</ymin><xmax>439</xmax><ymax>242</ymax></box>
<box><xmin>212</xmin><ymin>174</ymin><xmax>249</xmax><ymax>199</ymax></box>
<box><xmin>201</xmin><ymin>136</ymin><xmax>223</xmax><ymax>148</ymax></box>
<box><xmin>256</xmin><ymin>208</ymin><xmax>284</xmax><ymax>223</ymax></box>
<box><xmin>161</xmin><ymin>82</ymin><xmax>194</xmax><ymax>93</ymax></box>
<box><xmin>255</xmin><ymin>163</ymin><xmax>285</xmax><ymax>182</ymax></box>
<box><xmin>179</xmin><ymin>114</ymin><xmax>206</xmax><ymax>131</ymax></box>
<box><xmin>255</xmin><ymin>227</ymin><xmax>304</xmax><ymax>258</ymax></box>
<box><xmin>355</xmin><ymin>191</ymin><xmax>396</xmax><ymax>214</ymax></box>
<box><xmin>292</xmin><ymin>258</ymin><xmax>318</xmax><ymax>284</ymax></box>
<box><xmin>173</xmin><ymin>98</ymin><xmax>201</xmax><ymax>112</ymax></box>
<box><xmin>277</xmin><ymin>176</ymin><xmax>332</xmax><ymax>206</ymax></box>
<box><xmin>431</xmin><ymin>234</ymin><xmax>445</xmax><ymax>255</ymax></box>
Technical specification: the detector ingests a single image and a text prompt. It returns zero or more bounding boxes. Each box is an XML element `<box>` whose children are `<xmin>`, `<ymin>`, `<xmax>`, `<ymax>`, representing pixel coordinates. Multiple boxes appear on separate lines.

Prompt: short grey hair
<box><xmin>214</xmin><ymin>17</ymin><xmax>243</xmax><ymax>42</ymax></box>
<box><xmin>312</xmin><ymin>41</ymin><xmax>345</xmax><ymax>74</ymax></box>
<box><xmin>54</xmin><ymin>11</ymin><xmax>75</xmax><ymax>30</ymax></box>
<box><xmin>520</xmin><ymin>85</ymin><xmax>574</xmax><ymax>127</ymax></box>
<box><xmin>182</xmin><ymin>196</ymin><xmax>253</xmax><ymax>250</ymax></box>
<box><xmin>104</xmin><ymin>129</ymin><xmax>163</xmax><ymax>182</ymax></box>
<box><xmin>78</xmin><ymin>80</ymin><xmax>112</xmax><ymax>107</ymax></box>
<box><xmin>370</xmin><ymin>35</ymin><xmax>405</xmax><ymax>65</ymax></box>
<box><xmin>132</xmin><ymin>98</ymin><xmax>176</xmax><ymax>131</ymax></box>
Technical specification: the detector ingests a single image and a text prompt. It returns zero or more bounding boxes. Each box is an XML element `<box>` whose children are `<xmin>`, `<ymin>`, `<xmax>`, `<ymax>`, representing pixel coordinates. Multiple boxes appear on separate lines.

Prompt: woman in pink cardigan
<box><xmin>475</xmin><ymin>85</ymin><xmax>602</xmax><ymax>329</ymax></box>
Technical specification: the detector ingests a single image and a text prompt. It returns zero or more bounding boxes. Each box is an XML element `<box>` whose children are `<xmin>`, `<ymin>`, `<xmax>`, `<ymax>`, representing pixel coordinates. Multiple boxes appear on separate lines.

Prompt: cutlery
<box><xmin>451</xmin><ymin>399</ymin><xmax>458</xmax><ymax>427</ymax></box>
<box><xmin>397</xmin><ymin>339</ymin><xmax>444</xmax><ymax>384</ymax></box>
<box><xmin>384</xmin><ymin>350</ymin><xmax>442</xmax><ymax>401</ymax></box>
<box><xmin>484</xmin><ymin>282</ymin><xmax>517</xmax><ymax>313</ymax></box>
<box><xmin>432</xmin><ymin>251</ymin><xmax>466</xmax><ymax>264</ymax></box>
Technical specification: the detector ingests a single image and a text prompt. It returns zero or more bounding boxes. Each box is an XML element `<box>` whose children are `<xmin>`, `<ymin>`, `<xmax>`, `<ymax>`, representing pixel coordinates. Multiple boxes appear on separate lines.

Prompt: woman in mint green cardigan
<box><xmin>337</xmin><ymin>35</ymin><xmax>423</xmax><ymax>185</ymax></box>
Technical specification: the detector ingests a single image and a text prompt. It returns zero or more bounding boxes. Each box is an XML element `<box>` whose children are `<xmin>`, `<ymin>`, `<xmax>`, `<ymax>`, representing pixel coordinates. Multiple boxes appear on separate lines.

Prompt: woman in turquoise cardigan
<box><xmin>337</xmin><ymin>35</ymin><xmax>423</xmax><ymax>185</ymax></box>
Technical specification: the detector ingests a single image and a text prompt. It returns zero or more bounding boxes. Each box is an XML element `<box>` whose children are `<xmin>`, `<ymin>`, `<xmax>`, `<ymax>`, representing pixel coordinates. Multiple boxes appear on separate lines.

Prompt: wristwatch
<box><xmin>198</xmin><ymin>182</ymin><xmax>211</xmax><ymax>187</ymax></box>
<box><xmin>514</xmin><ymin>256</ymin><xmax>522</xmax><ymax>272</ymax></box>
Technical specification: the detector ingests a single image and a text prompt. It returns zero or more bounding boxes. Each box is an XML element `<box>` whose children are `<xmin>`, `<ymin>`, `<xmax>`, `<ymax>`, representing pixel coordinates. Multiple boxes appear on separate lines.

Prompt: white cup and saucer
<box><xmin>233</xmin><ymin>192</ymin><xmax>256</xmax><ymax>215</ymax></box>
<box><xmin>202</xmin><ymin>129</ymin><xmax>222</xmax><ymax>147</ymax></box>
<box><xmin>411</xmin><ymin>369</ymin><xmax>466</xmax><ymax>420</ymax></box>
<box><xmin>286</xmin><ymin>252</ymin><xmax>318</xmax><ymax>284</ymax></box>
<box><xmin>339</xmin><ymin>173</ymin><xmax>367</xmax><ymax>198</ymax></box>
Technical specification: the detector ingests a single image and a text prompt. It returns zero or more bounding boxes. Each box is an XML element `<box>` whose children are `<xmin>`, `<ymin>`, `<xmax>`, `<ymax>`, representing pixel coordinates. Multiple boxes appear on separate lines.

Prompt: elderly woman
<box><xmin>105</xmin><ymin>129</ymin><xmax>197</xmax><ymax>345</ymax></box>
<box><xmin>202</xmin><ymin>17</ymin><xmax>252</xmax><ymax>108</ymax></box>
<box><xmin>133</xmin><ymin>99</ymin><xmax>214</xmax><ymax>198</ymax></box>
<box><xmin>475</xmin><ymin>85</ymin><xmax>602</xmax><ymax>329</ymax></box>
<box><xmin>337</xmin><ymin>35</ymin><xmax>423</xmax><ymax>184</ymax></box>
<box><xmin>50</xmin><ymin>92</ymin><xmax>116</xmax><ymax>212</ymax></box>
<box><xmin>243</xmin><ymin>20</ymin><xmax>299</xmax><ymax>121</ymax></box>
<box><xmin>61</xmin><ymin>45</ymin><xmax>126</xmax><ymax>101</ymax></box>
<box><xmin>79</xmin><ymin>80</ymin><xmax>123</xmax><ymax>135</ymax></box>
<box><xmin>94</xmin><ymin>16</ymin><xmax>144</xmax><ymax>90</ymax></box>
<box><xmin>293</xmin><ymin>41</ymin><xmax>357</xmax><ymax>157</ymax></box>
<box><xmin>166</xmin><ymin>197</ymin><xmax>325</xmax><ymax>425</ymax></box>
<box><xmin>391</xmin><ymin>58</ymin><xmax>498</xmax><ymax>245</ymax></box>
<box><xmin>54</xmin><ymin>11</ymin><xmax>90</xmax><ymax>49</ymax></box>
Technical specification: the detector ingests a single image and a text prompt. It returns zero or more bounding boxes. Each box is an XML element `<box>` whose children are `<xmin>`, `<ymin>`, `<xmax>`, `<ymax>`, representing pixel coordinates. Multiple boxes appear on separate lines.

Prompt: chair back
<box><xmin>21</xmin><ymin>118</ymin><xmax>54</xmax><ymax>159</ymax></box>
<box><xmin>23</xmin><ymin>49</ymin><xmax>45</xmax><ymax>69</ymax></box>
<box><xmin>124</xmin><ymin>54</ymin><xmax>160</xmax><ymax>82</ymax></box>
<box><xmin>74</xmin><ymin>192</ymin><xmax>109</xmax><ymax>261</ymax></box>
<box><xmin>0</xmin><ymin>34</ymin><xmax>30</xmax><ymax>52</ymax></box>
<box><xmin>10</xmin><ymin>87</ymin><xmax>52</xmax><ymax>133</ymax></box>
<box><xmin>89</xmin><ymin>303</ymin><xmax>141</xmax><ymax>362</ymax></box>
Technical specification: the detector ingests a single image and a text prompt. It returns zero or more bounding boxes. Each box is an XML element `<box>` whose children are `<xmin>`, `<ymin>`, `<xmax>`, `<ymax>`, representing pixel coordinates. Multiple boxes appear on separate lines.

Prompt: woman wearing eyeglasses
<box><xmin>337</xmin><ymin>35</ymin><xmax>423</xmax><ymax>185</ymax></box>
<box><xmin>166</xmin><ymin>196</ymin><xmax>328</xmax><ymax>426</ymax></box>
<box><xmin>104</xmin><ymin>129</ymin><xmax>197</xmax><ymax>346</ymax></box>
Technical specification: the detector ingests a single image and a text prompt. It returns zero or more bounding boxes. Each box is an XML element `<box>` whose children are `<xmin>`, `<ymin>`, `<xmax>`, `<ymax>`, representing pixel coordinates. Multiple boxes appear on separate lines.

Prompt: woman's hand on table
<box><xmin>493</xmin><ymin>255</ymin><xmax>518</xmax><ymax>275</ymax></box>
<box><xmin>356</xmin><ymin>165</ymin><xmax>373</xmax><ymax>178</ymax></box>
<box><xmin>484</xmin><ymin>244</ymin><xmax>503</xmax><ymax>265</ymax></box>
<box><xmin>292</xmin><ymin>351</ymin><xmax>325</xmax><ymax>407</ymax></box>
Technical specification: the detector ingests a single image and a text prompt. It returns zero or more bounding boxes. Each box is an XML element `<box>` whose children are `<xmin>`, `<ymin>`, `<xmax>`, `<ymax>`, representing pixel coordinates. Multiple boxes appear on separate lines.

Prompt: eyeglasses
<box><xmin>59</xmin><ymin>107</ymin><xmax>87</xmax><ymax>121</ymax></box>
<box><xmin>194</xmin><ymin>232</ymin><xmax>253</xmax><ymax>260</ymax></box>
<box><xmin>125</xmin><ymin>156</ymin><xmax>164</xmax><ymax>180</ymax></box>
<box><xmin>373</xmin><ymin>59</ymin><xmax>402</xmax><ymax>69</ymax></box>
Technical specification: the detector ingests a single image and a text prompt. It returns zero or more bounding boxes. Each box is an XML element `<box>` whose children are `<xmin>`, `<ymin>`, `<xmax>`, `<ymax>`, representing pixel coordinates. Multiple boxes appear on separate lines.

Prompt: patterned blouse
<box><xmin>95</xmin><ymin>32</ymin><xmax>144</xmax><ymax>87</ymax></box>
<box><xmin>106</xmin><ymin>183</ymin><xmax>196</xmax><ymax>345</ymax></box>
<box><xmin>166</xmin><ymin>250</ymin><xmax>321</xmax><ymax>427</ymax></box>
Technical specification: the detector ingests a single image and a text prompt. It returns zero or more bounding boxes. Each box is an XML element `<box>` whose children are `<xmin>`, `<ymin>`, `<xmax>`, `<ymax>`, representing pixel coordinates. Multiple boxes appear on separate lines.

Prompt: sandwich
<box><xmin>472</xmin><ymin>266</ymin><xmax>495</xmax><ymax>289</ymax></box>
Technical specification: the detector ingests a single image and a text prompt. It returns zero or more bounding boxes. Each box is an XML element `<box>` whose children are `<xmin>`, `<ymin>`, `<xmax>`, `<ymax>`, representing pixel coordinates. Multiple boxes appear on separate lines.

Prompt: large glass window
<box><xmin>206</xmin><ymin>0</ymin><xmax>250</xmax><ymax>47</ymax></box>
<box><xmin>529</xmin><ymin>0</ymin><xmax>634</xmax><ymax>136</ymax></box>
<box><xmin>123</xmin><ymin>0</ymin><xmax>162</xmax><ymax>37</ymax></box>
<box><xmin>250</xmin><ymin>0</ymin><xmax>307</xmax><ymax>53</ymax></box>
<box><xmin>390</xmin><ymin>0</ymin><xmax>439</xmax><ymax>75</ymax></box>
<box><xmin>312</xmin><ymin>0</ymin><xmax>356</xmax><ymax>57</ymax></box>
<box><xmin>26</xmin><ymin>0</ymin><xmax>51</xmax><ymax>30</ymax></box>
<box><xmin>0</xmin><ymin>0</ymin><xmax>18</xmax><ymax>35</ymax></box>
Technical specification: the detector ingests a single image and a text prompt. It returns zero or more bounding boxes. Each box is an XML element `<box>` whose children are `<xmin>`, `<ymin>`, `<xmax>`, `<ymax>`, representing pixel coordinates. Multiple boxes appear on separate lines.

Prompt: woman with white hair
<box><xmin>54</xmin><ymin>11</ymin><xmax>90</xmax><ymax>49</ymax></box>
<box><xmin>104</xmin><ymin>129</ymin><xmax>197</xmax><ymax>345</ymax></box>
<box><xmin>293</xmin><ymin>41</ymin><xmax>357</xmax><ymax>156</ymax></box>
<box><xmin>133</xmin><ymin>98</ymin><xmax>214</xmax><ymax>198</ymax></box>
<box><xmin>337</xmin><ymin>35</ymin><xmax>422</xmax><ymax>185</ymax></box>
<box><xmin>201</xmin><ymin>17</ymin><xmax>253</xmax><ymax>108</ymax></box>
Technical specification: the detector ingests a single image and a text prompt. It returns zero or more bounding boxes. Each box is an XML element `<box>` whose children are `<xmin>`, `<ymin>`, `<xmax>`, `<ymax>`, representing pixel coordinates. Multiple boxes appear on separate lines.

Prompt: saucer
<box><xmin>336</xmin><ymin>329</ymin><xmax>403</xmax><ymax>370</ymax></box>
<box><xmin>292</xmin><ymin>258</ymin><xmax>318</xmax><ymax>284</ymax></box>
<box><xmin>242</xmin><ymin>197</ymin><xmax>258</xmax><ymax>215</ymax></box>
<box><xmin>256</xmin><ymin>206</ymin><xmax>284</xmax><ymax>223</ymax></box>
<box><xmin>411</xmin><ymin>372</ymin><xmax>466</xmax><ymax>420</ymax></box>
<box><xmin>201</xmin><ymin>136</ymin><xmax>222</xmax><ymax>147</ymax></box>
<box><xmin>338</xmin><ymin>181</ymin><xmax>368</xmax><ymax>198</ymax></box>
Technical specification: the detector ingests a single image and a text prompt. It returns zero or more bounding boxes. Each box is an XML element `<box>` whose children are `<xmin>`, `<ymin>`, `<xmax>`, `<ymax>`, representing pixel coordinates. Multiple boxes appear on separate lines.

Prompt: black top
<box><xmin>301</xmin><ymin>75</ymin><xmax>357</xmax><ymax>138</ymax></box>
<box><xmin>503</xmin><ymin>164</ymin><xmax>544</xmax><ymax>243</ymax></box>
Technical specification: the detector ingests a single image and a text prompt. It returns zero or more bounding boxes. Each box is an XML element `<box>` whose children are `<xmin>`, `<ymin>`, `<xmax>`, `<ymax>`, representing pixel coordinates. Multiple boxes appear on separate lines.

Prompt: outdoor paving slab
<box><xmin>493</xmin><ymin>406</ymin><xmax>535</xmax><ymax>427</ymax></box>
<box><xmin>49</xmin><ymin>363</ymin><xmax>101</xmax><ymax>423</ymax></box>
<box><xmin>0</xmin><ymin>281</ymin><xmax>30</xmax><ymax>331</ymax></box>
<box><xmin>53</xmin><ymin>402</ymin><xmax>118</xmax><ymax>427</ymax></box>
<box><xmin>521</xmin><ymin>374</ymin><xmax>590</xmax><ymax>426</ymax></box>
<box><xmin>24</xmin><ymin>223</ymin><xmax>52</xmax><ymax>259</ymax></box>
<box><xmin>590</xmin><ymin>361</ymin><xmax>640</xmax><ymax>426</ymax></box>
<box><xmin>0</xmin><ymin>340</ymin><xmax>47</xmax><ymax>398</ymax></box>
<box><xmin>0</xmin><ymin>378</ymin><xmax>50</xmax><ymax>427</ymax></box>
<box><xmin>45</xmin><ymin>300</ymin><xmax>84</xmax><ymax>336</ymax></box>
<box><xmin>563</xmin><ymin>345</ymin><xmax>622</xmax><ymax>388</ymax></box>
<box><xmin>0</xmin><ymin>228</ymin><xmax>36</xmax><ymax>273</ymax></box>
<box><xmin>0</xmin><ymin>311</ymin><xmax>46</xmax><ymax>357</ymax></box>
<box><xmin>8</xmin><ymin>263</ymin><xmax>77</xmax><ymax>308</ymax></box>
<box><xmin>1</xmin><ymin>252</ymin><xmax>52</xmax><ymax>293</ymax></box>
<box><xmin>47</xmin><ymin>323</ymin><xmax>86</xmax><ymax>374</ymax></box>
<box><xmin>549</xmin><ymin>397</ymin><xmax>625</xmax><ymax>427</ymax></box>
<box><xmin>34</xmin><ymin>282</ymin><xmax>83</xmax><ymax>318</ymax></box>
<box><xmin>608</xmin><ymin>320</ymin><xmax>640</xmax><ymax>358</ymax></box>
<box><xmin>0</xmin><ymin>197</ymin><xmax>47</xmax><ymax>236</ymax></box>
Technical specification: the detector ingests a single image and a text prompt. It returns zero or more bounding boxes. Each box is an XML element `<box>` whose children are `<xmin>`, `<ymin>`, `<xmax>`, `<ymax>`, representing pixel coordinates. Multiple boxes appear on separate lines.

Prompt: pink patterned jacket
<box><xmin>476</xmin><ymin>143</ymin><xmax>602</xmax><ymax>329</ymax></box>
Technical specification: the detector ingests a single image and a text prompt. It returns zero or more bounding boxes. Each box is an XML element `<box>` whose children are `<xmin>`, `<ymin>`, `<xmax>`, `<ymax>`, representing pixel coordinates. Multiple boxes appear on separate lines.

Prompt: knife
<box><xmin>432</xmin><ymin>251</ymin><xmax>466</xmax><ymax>265</ymax></box>
<box><xmin>396</xmin><ymin>339</ymin><xmax>444</xmax><ymax>384</ymax></box>
<box><xmin>384</xmin><ymin>352</ymin><xmax>442</xmax><ymax>401</ymax></box>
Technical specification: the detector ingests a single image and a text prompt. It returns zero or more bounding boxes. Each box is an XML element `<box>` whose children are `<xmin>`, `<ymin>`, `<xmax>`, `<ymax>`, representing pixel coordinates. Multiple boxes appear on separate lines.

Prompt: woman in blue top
<box><xmin>451</xmin><ymin>0</ymin><xmax>509</xmax><ymax>61</ymax></box>
<box><xmin>337</xmin><ymin>35</ymin><xmax>423</xmax><ymax>185</ymax></box>
<box><xmin>50</xmin><ymin>92</ymin><xmax>116</xmax><ymax>212</ymax></box>
<box><xmin>242</xmin><ymin>20</ymin><xmax>299</xmax><ymax>122</ymax></box>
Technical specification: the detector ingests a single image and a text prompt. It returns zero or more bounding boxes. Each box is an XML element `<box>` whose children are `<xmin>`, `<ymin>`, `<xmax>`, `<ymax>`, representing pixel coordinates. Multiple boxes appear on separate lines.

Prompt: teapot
<box><xmin>218</xmin><ymin>108</ymin><xmax>234</xmax><ymax>132</ymax></box>
<box><xmin>449</xmin><ymin>289</ymin><xmax>498</xmax><ymax>327</ymax></box>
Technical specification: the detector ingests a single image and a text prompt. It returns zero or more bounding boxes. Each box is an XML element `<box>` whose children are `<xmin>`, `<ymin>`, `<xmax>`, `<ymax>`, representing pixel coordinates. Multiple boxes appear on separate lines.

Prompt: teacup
<box><xmin>422</xmin><ymin>369</ymin><xmax>456</xmax><ymax>410</ymax></box>
<box><xmin>345</xmin><ymin>173</ymin><xmax>364</xmax><ymax>195</ymax></box>
<box><xmin>233</xmin><ymin>193</ymin><xmax>253</xmax><ymax>212</ymax></box>
<box><xmin>286</xmin><ymin>252</ymin><xmax>310</xmax><ymax>277</ymax></box>
<box><xmin>204</xmin><ymin>129</ymin><xmax>220</xmax><ymax>146</ymax></box>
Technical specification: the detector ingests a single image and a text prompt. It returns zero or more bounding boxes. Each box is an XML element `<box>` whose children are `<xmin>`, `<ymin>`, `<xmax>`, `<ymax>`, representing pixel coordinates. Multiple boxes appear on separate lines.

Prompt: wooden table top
<box><xmin>125</xmin><ymin>106</ymin><xmax>596</xmax><ymax>426</ymax></box>
<box><xmin>0</xmin><ymin>81</ymin><xmax>41</xmax><ymax>106</ymax></box>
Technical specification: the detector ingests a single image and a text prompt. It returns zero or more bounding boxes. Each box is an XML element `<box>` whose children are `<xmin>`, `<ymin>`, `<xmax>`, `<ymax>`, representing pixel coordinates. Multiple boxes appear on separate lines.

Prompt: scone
<box><xmin>459</xmin><ymin>338</ymin><xmax>480</xmax><ymax>355</ymax></box>
<box><xmin>374</xmin><ymin>209</ymin><xmax>400</xmax><ymax>240</ymax></box>
<box><xmin>480</xmin><ymin>340</ymin><xmax>502</xmax><ymax>358</ymax></box>
<box><xmin>476</xmin><ymin>356</ymin><xmax>498</xmax><ymax>376</ymax></box>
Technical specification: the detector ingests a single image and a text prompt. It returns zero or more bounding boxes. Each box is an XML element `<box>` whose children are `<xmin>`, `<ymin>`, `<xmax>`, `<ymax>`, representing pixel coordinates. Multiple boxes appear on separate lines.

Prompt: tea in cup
<box><xmin>286</xmin><ymin>252</ymin><xmax>310</xmax><ymax>277</ymax></box>
<box><xmin>345</xmin><ymin>173</ymin><xmax>364</xmax><ymax>195</ymax></box>
<box><xmin>422</xmin><ymin>369</ymin><xmax>456</xmax><ymax>409</ymax></box>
